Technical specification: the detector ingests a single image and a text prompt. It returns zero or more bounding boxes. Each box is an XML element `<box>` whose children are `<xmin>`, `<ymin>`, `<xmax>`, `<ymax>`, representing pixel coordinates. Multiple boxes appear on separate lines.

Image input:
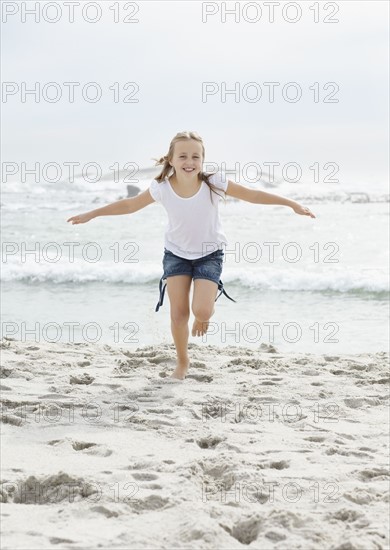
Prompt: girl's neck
<box><xmin>170</xmin><ymin>173</ymin><xmax>201</xmax><ymax>187</ymax></box>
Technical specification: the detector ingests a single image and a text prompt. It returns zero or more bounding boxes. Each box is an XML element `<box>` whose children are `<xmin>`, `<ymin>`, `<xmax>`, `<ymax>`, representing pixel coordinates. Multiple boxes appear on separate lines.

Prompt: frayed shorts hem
<box><xmin>192</xmin><ymin>275</ymin><xmax>220</xmax><ymax>285</ymax></box>
<box><xmin>154</xmin><ymin>248</ymin><xmax>236</xmax><ymax>312</ymax></box>
<box><xmin>163</xmin><ymin>273</ymin><xmax>220</xmax><ymax>285</ymax></box>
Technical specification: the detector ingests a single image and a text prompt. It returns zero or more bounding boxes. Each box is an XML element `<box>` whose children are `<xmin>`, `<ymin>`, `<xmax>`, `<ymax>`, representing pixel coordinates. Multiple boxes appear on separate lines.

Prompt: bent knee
<box><xmin>192</xmin><ymin>305</ymin><xmax>213</xmax><ymax>321</ymax></box>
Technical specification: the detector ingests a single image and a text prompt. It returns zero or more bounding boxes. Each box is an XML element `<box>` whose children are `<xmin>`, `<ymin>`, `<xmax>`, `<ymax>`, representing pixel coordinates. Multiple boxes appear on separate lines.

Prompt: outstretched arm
<box><xmin>225</xmin><ymin>180</ymin><xmax>316</xmax><ymax>218</ymax></box>
<box><xmin>67</xmin><ymin>189</ymin><xmax>156</xmax><ymax>225</ymax></box>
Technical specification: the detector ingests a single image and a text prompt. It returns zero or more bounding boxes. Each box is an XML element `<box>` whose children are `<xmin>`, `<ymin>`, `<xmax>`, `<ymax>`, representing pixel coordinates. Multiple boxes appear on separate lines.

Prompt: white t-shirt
<box><xmin>148</xmin><ymin>171</ymin><xmax>229</xmax><ymax>259</ymax></box>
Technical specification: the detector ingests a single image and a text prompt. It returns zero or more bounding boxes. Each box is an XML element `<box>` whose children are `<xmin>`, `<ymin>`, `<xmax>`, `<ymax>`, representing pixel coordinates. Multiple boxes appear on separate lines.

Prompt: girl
<box><xmin>67</xmin><ymin>131</ymin><xmax>315</xmax><ymax>380</ymax></box>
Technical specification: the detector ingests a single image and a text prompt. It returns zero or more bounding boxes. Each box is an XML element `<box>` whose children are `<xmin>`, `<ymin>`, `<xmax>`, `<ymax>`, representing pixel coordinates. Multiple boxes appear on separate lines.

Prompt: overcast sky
<box><xmin>2</xmin><ymin>0</ymin><xmax>389</xmax><ymax>185</ymax></box>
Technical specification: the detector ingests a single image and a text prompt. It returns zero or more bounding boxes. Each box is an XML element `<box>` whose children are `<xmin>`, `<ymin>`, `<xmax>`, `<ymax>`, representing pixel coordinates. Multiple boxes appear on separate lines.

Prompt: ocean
<box><xmin>1</xmin><ymin>167</ymin><xmax>389</xmax><ymax>355</ymax></box>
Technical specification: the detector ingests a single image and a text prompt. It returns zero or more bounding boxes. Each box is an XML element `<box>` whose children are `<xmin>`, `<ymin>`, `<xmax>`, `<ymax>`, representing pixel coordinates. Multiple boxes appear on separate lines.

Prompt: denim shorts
<box><xmin>155</xmin><ymin>248</ymin><xmax>236</xmax><ymax>312</ymax></box>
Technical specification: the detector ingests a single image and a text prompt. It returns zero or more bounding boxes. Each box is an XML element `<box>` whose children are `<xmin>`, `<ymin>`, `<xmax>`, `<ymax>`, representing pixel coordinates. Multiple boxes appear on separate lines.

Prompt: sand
<box><xmin>0</xmin><ymin>337</ymin><xmax>389</xmax><ymax>549</ymax></box>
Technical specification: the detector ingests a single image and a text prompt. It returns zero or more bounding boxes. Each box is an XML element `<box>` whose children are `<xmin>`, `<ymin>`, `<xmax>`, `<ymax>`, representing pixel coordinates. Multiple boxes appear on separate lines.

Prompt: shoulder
<box><xmin>148</xmin><ymin>178</ymin><xmax>167</xmax><ymax>202</ymax></box>
<box><xmin>207</xmin><ymin>170</ymin><xmax>228</xmax><ymax>192</ymax></box>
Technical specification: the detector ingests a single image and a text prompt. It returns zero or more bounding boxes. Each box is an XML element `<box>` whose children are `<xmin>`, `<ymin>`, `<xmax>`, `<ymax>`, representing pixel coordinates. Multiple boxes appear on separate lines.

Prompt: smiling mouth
<box><xmin>183</xmin><ymin>168</ymin><xmax>195</xmax><ymax>172</ymax></box>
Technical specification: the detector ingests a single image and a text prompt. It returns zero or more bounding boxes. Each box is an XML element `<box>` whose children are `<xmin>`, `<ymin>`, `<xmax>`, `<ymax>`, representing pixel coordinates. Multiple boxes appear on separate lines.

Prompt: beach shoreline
<box><xmin>1</xmin><ymin>337</ymin><xmax>389</xmax><ymax>549</ymax></box>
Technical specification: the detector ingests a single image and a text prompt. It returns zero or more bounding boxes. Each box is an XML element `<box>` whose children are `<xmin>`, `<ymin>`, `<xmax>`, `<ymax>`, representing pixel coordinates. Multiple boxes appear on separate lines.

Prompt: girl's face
<box><xmin>170</xmin><ymin>140</ymin><xmax>203</xmax><ymax>177</ymax></box>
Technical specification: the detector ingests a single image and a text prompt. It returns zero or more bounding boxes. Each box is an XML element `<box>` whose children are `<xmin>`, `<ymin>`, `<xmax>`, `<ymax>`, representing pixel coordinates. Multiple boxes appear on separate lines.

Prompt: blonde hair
<box><xmin>151</xmin><ymin>131</ymin><xmax>226</xmax><ymax>205</ymax></box>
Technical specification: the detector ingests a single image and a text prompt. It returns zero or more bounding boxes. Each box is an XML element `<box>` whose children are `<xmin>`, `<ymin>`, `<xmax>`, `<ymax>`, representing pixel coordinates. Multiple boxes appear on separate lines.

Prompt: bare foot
<box><xmin>191</xmin><ymin>306</ymin><xmax>216</xmax><ymax>337</ymax></box>
<box><xmin>171</xmin><ymin>358</ymin><xmax>189</xmax><ymax>380</ymax></box>
<box><xmin>191</xmin><ymin>318</ymin><xmax>209</xmax><ymax>337</ymax></box>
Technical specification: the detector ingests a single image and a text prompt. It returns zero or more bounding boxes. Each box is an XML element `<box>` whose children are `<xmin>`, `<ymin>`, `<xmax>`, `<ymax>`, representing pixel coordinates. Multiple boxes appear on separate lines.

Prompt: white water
<box><xmin>1</xmin><ymin>171</ymin><xmax>389</xmax><ymax>354</ymax></box>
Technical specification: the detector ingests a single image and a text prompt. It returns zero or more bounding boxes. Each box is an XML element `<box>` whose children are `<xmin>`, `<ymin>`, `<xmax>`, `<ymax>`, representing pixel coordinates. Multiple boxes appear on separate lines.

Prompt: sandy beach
<box><xmin>1</xmin><ymin>337</ymin><xmax>388</xmax><ymax>549</ymax></box>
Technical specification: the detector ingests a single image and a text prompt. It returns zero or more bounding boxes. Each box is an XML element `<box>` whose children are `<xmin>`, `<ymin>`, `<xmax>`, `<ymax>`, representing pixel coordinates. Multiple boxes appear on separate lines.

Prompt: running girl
<box><xmin>67</xmin><ymin>131</ymin><xmax>315</xmax><ymax>379</ymax></box>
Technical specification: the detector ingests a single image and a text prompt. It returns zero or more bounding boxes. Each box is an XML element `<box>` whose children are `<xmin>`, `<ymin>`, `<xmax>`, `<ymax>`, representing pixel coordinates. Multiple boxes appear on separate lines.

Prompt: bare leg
<box><xmin>191</xmin><ymin>279</ymin><xmax>218</xmax><ymax>337</ymax></box>
<box><xmin>166</xmin><ymin>275</ymin><xmax>192</xmax><ymax>379</ymax></box>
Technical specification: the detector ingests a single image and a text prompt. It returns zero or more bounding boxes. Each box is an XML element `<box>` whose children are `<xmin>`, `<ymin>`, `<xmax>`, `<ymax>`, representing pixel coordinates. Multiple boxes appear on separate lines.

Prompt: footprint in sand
<box><xmin>121</xmin><ymin>347</ymin><xmax>171</xmax><ymax>359</ymax></box>
<box><xmin>49</xmin><ymin>537</ymin><xmax>75</xmax><ymax>544</ymax></box>
<box><xmin>196</xmin><ymin>435</ymin><xmax>225</xmax><ymax>449</ymax></box>
<box><xmin>189</xmin><ymin>458</ymin><xmax>237</xmax><ymax>491</ymax></box>
<box><xmin>302</xmin><ymin>369</ymin><xmax>320</xmax><ymax>376</ymax></box>
<box><xmin>1</xmin><ymin>414</ymin><xmax>24</xmax><ymax>426</ymax></box>
<box><xmin>71</xmin><ymin>441</ymin><xmax>113</xmax><ymax>457</ymax></box>
<box><xmin>131</xmin><ymin>472</ymin><xmax>159</xmax><ymax>481</ymax></box>
<box><xmin>147</xmin><ymin>353</ymin><xmax>176</xmax><ymax>365</ymax></box>
<box><xmin>269</xmin><ymin>460</ymin><xmax>290</xmax><ymax>470</ymax></box>
<box><xmin>114</xmin><ymin>357</ymin><xmax>150</xmax><ymax>372</ymax></box>
<box><xmin>356</xmin><ymin>468</ymin><xmax>389</xmax><ymax>482</ymax></box>
<box><xmin>330</xmin><ymin>369</ymin><xmax>348</xmax><ymax>376</ymax></box>
<box><xmin>229</xmin><ymin>514</ymin><xmax>263</xmax><ymax>545</ymax></box>
<box><xmin>293</xmin><ymin>358</ymin><xmax>310</xmax><ymax>365</ymax></box>
<box><xmin>144</xmin><ymin>483</ymin><xmax>162</xmax><ymax>490</ymax></box>
<box><xmin>72</xmin><ymin>441</ymin><xmax>97</xmax><ymax>451</ymax></box>
<box><xmin>257</xmin><ymin>459</ymin><xmax>290</xmax><ymax>470</ymax></box>
<box><xmin>146</xmin><ymin>407</ymin><xmax>174</xmax><ymax>415</ymax></box>
<box><xmin>226</xmin><ymin>358</ymin><xmax>268</xmax><ymax>371</ymax></box>
<box><xmin>6</xmin><ymin>472</ymin><xmax>98</xmax><ymax>504</ymax></box>
<box><xmin>0</xmin><ymin>367</ymin><xmax>14</xmax><ymax>379</ymax></box>
<box><xmin>115</xmin><ymin>403</ymin><xmax>140</xmax><ymax>417</ymax></box>
<box><xmin>372</xmin><ymin>376</ymin><xmax>390</xmax><ymax>384</ymax></box>
<box><xmin>264</xmin><ymin>530</ymin><xmax>287</xmax><ymax>542</ymax></box>
<box><xmin>329</xmin><ymin>508</ymin><xmax>367</xmax><ymax>525</ymax></box>
<box><xmin>304</xmin><ymin>435</ymin><xmax>327</xmax><ymax>443</ymax></box>
<box><xmin>325</xmin><ymin>447</ymin><xmax>351</xmax><ymax>457</ymax></box>
<box><xmin>126</xmin><ymin>494</ymin><xmax>171</xmax><ymax>513</ymax></box>
<box><xmin>344</xmin><ymin>397</ymin><xmax>381</xmax><ymax>408</ymax></box>
<box><xmin>145</xmin><ymin>418</ymin><xmax>176</xmax><ymax>428</ymax></box>
<box><xmin>186</xmin><ymin>373</ymin><xmax>213</xmax><ymax>383</ymax></box>
<box><xmin>90</xmin><ymin>505</ymin><xmax>120</xmax><ymax>518</ymax></box>
<box><xmin>69</xmin><ymin>373</ymin><xmax>94</xmax><ymax>385</ymax></box>
<box><xmin>77</xmin><ymin>361</ymin><xmax>91</xmax><ymax>367</ymax></box>
<box><xmin>191</xmin><ymin>361</ymin><xmax>207</xmax><ymax>369</ymax></box>
<box><xmin>128</xmin><ymin>390</ymin><xmax>160</xmax><ymax>404</ymax></box>
<box><xmin>200</xmin><ymin>397</ymin><xmax>236</xmax><ymax>420</ymax></box>
<box><xmin>343</xmin><ymin>488</ymin><xmax>376</xmax><ymax>505</ymax></box>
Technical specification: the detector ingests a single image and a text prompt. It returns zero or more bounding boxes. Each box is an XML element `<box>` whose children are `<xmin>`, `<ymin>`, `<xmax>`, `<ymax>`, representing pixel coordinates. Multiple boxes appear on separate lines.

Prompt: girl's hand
<box><xmin>291</xmin><ymin>203</ymin><xmax>316</xmax><ymax>218</ymax></box>
<box><xmin>66</xmin><ymin>212</ymin><xmax>94</xmax><ymax>225</ymax></box>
